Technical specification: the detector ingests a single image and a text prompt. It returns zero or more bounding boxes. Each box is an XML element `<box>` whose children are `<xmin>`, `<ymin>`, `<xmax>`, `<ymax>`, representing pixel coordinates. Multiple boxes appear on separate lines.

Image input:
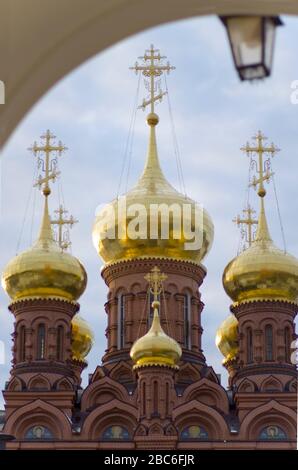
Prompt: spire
<box><xmin>255</xmin><ymin>198</ymin><xmax>272</xmax><ymax>242</ymax></box>
<box><xmin>241</xmin><ymin>130</ymin><xmax>279</xmax><ymax>243</ymax></box>
<box><xmin>28</xmin><ymin>130</ymin><xmax>67</xmax><ymax>249</ymax></box>
<box><xmin>129</xmin><ymin>46</ymin><xmax>177</xmax><ymax>194</ymax></box>
<box><xmin>35</xmin><ymin>196</ymin><xmax>56</xmax><ymax>249</ymax></box>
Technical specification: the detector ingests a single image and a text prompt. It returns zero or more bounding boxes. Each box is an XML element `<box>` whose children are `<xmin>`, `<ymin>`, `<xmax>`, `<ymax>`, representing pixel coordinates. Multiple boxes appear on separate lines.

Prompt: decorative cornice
<box><xmin>9</xmin><ymin>296</ymin><xmax>78</xmax><ymax>307</ymax></box>
<box><xmin>133</xmin><ymin>362</ymin><xmax>179</xmax><ymax>371</ymax></box>
<box><xmin>231</xmin><ymin>297</ymin><xmax>298</xmax><ymax>310</ymax></box>
<box><xmin>101</xmin><ymin>257</ymin><xmax>206</xmax><ymax>285</ymax></box>
<box><xmin>9</xmin><ymin>297</ymin><xmax>79</xmax><ymax>315</ymax></box>
<box><xmin>231</xmin><ymin>298</ymin><xmax>298</xmax><ymax>316</ymax></box>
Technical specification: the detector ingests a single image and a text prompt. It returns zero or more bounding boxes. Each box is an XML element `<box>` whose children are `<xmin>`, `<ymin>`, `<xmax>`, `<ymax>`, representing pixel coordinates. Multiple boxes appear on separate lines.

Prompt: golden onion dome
<box><xmin>223</xmin><ymin>199</ymin><xmax>298</xmax><ymax>304</ymax></box>
<box><xmin>1</xmin><ymin>198</ymin><xmax>87</xmax><ymax>302</ymax></box>
<box><xmin>215</xmin><ymin>314</ymin><xmax>239</xmax><ymax>364</ymax></box>
<box><xmin>130</xmin><ymin>300</ymin><xmax>182</xmax><ymax>369</ymax></box>
<box><xmin>71</xmin><ymin>314</ymin><xmax>94</xmax><ymax>362</ymax></box>
<box><xmin>92</xmin><ymin>113</ymin><xmax>214</xmax><ymax>265</ymax></box>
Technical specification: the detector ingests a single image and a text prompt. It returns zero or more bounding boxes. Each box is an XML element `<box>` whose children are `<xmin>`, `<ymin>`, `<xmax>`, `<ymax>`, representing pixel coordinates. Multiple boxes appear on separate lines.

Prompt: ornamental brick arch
<box><xmin>6</xmin><ymin>376</ymin><xmax>25</xmax><ymax>392</ymax></box>
<box><xmin>180</xmin><ymin>377</ymin><xmax>229</xmax><ymax>414</ymax></box>
<box><xmin>80</xmin><ymin>376</ymin><xmax>133</xmax><ymax>411</ymax></box>
<box><xmin>175</xmin><ymin>363</ymin><xmax>201</xmax><ymax>384</ymax></box>
<box><xmin>173</xmin><ymin>399</ymin><xmax>230</xmax><ymax>440</ymax></box>
<box><xmin>260</xmin><ymin>375</ymin><xmax>283</xmax><ymax>393</ymax></box>
<box><xmin>27</xmin><ymin>374</ymin><xmax>51</xmax><ymax>391</ymax></box>
<box><xmin>237</xmin><ymin>377</ymin><xmax>258</xmax><ymax>393</ymax></box>
<box><xmin>109</xmin><ymin>360</ymin><xmax>135</xmax><ymax>384</ymax></box>
<box><xmin>238</xmin><ymin>400</ymin><xmax>297</xmax><ymax>441</ymax></box>
<box><xmin>54</xmin><ymin>377</ymin><xmax>74</xmax><ymax>391</ymax></box>
<box><xmin>81</xmin><ymin>399</ymin><xmax>138</xmax><ymax>440</ymax></box>
<box><xmin>3</xmin><ymin>399</ymin><xmax>72</xmax><ymax>440</ymax></box>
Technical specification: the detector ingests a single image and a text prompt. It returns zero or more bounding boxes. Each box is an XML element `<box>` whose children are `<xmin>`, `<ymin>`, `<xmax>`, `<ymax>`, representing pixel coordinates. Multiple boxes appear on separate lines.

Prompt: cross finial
<box><xmin>144</xmin><ymin>266</ymin><xmax>167</xmax><ymax>303</ymax></box>
<box><xmin>130</xmin><ymin>45</ymin><xmax>175</xmax><ymax>113</ymax></box>
<box><xmin>240</xmin><ymin>130</ymin><xmax>280</xmax><ymax>198</ymax></box>
<box><xmin>50</xmin><ymin>204</ymin><xmax>78</xmax><ymax>251</ymax></box>
<box><xmin>29</xmin><ymin>130</ymin><xmax>67</xmax><ymax>197</ymax></box>
<box><xmin>233</xmin><ymin>204</ymin><xmax>258</xmax><ymax>248</ymax></box>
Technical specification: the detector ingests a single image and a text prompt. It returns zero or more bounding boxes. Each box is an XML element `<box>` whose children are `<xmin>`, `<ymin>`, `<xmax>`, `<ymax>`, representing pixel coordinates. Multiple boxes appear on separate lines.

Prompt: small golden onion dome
<box><xmin>223</xmin><ymin>199</ymin><xmax>298</xmax><ymax>304</ymax></box>
<box><xmin>130</xmin><ymin>300</ymin><xmax>182</xmax><ymax>369</ymax></box>
<box><xmin>1</xmin><ymin>198</ymin><xmax>87</xmax><ymax>302</ymax></box>
<box><xmin>215</xmin><ymin>314</ymin><xmax>239</xmax><ymax>364</ymax></box>
<box><xmin>71</xmin><ymin>314</ymin><xmax>94</xmax><ymax>362</ymax></box>
<box><xmin>93</xmin><ymin>113</ymin><xmax>214</xmax><ymax>265</ymax></box>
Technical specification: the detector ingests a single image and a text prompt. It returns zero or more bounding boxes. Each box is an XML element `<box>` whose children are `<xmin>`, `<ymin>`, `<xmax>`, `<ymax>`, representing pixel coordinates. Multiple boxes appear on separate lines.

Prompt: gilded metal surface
<box><xmin>130</xmin><ymin>302</ymin><xmax>182</xmax><ymax>369</ymax></box>
<box><xmin>223</xmin><ymin>199</ymin><xmax>298</xmax><ymax>303</ymax></box>
<box><xmin>71</xmin><ymin>314</ymin><xmax>94</xmax><ymax>361</ymax></box>
<box><xmin>215</xmin><ymin>314</ymin><xmax>239</xmax><ymax>364</ymax></box>
<box><xmin>130</xmin><ymin>267</ymin><xmax>181</xmax><ymax>369</ymax></box>
<box><xmin>93</xmin><ymin>118</ymin><xmax>214</xmax><ymax>265</ymax></box>
<box><xmin>93</xmin><ymin>47</ymin><xmax>213</xmax><ymax>266</ymax></box>
<box><xmin>2</xmin><ymin>198</ymin><xmax>87</xmax><ymax>302</ymax></box>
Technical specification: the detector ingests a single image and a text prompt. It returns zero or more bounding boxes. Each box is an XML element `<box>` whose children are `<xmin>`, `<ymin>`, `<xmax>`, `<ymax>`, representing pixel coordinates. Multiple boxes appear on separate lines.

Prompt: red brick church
<box><xmin>0</xmin><ymin>47</ymin><xmax>297</xmax><ymax>450</ymax></box>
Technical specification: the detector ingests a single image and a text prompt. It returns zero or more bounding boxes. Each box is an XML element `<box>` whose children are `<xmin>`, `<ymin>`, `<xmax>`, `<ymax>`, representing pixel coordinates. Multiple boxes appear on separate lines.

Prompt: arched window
<box><xmin>20</xmin><ymin>325</ymin><xmax>26</xmax><ymax>362</ymax></box>
<box><xmin>284</xmin><ymin>327</ymin><xmax>291</xmax><ymax>363</ymax></box>
<box><xmin>181</xmin><ymin>425</ymin><xmax>209</xmax><ymax>440</ymax></box>
<box><xmin>247</xmin><ymin>327</ymin><xmax>253</xmax><ymax>363</ymax></box>
<box><xmin>258</xmin><ymin>425</ymin><xmax>287</xmax><ymax>441</ymax></box>
<box><xmin>165</xmin><ymin>382</ymin><xmax>170</xmax><ymax>416</ymax></box>
<box><xmin>56</xmin><ymin>325</ymin><xmax>64</xmax><ymax>361</ymax></box>
<box><xmin>265</xmin><ymin>324</ymin><xmax>273</xmax><ymax>361</ymax></box>
<box><xmin>37</xmin><ymin>324</ymin><xmax>46</xmax><ymax>360</ymax></box>
<box><xmin>102</xmin><ymin>426</ymin><xmax>130</xmax><ymax>441</ymax></box>
<box><xmin>183</xmin><ymin>293</ymin><xmax>191</xmax><ymax>349</ymax></box>
<box><xmin>117</xmin><ymin>294</ymin><xmax>125</xmax><ymax>349</ymax></box>
<box><xmin>153</xmin><ymin>380</ymin><xmax>158</xmax><ymax>415</ymax></box>
<box><xmin>142</xmin><ymin>381</ymin><xmax>146</xmax><ymax>416</ymax></box>
<box><xmin>24</xmin><ymin>425</ymin><xmax>54</xmax><ymax>440</ymax></box>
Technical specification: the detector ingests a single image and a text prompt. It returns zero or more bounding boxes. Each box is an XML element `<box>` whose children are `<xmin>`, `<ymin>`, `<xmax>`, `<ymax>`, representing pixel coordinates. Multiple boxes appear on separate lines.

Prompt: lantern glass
<box><xmin>222</xmin><ymin>16</ymin><xmax>282</xmax><ymax>81</ymax></box>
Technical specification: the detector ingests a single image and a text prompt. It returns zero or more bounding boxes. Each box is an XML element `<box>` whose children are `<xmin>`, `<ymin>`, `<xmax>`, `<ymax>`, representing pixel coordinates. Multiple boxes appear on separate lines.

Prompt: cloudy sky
<box><xmin>1</xmin><ymin>15</ymin><xmax>298</xmax><ymax>406</ymax></box>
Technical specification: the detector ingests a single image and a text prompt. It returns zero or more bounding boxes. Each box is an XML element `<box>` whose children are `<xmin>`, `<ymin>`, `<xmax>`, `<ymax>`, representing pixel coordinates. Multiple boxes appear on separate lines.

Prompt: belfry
<box><xmin>0</xmin><ymin>47</ymin><xmax>297</xmax><ymax>449</ymax></box>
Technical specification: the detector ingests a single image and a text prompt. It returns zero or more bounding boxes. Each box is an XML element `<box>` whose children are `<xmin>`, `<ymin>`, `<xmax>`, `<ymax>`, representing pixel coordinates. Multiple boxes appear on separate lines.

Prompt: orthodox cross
<box><xmin>241</xmin><ymin>130</ymin><xmax>279</xmax><ymax>198</ymax></box>
<box><xmin>29</xmin><ymin>130</ymin><xmax>67</xmax><ymax>196</ymax></box>
<box><xmin>233</xmin><ymin>204</ymin><xmax>258</xmax><ymax>247</ymax></box>
<box><xmin>51</xmin><ymin>205</ymin><xmax>78</xmax><ymax>251</ymax></box>
<box><xmin>144</xmin><ymin>266</ymin><xmax>167</xmax><ymax>303</ymax></box>
<box><xmin>130</xmin><ymin>45</ymin><xmax>175</xmax><ymax>113</ymax></box>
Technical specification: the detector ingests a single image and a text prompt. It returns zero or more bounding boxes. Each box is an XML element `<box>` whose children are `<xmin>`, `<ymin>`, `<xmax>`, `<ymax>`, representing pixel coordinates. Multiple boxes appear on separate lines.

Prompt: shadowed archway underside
<box><xmin>0</xmin><ymin>0</ymin><xmax>297</xmax><ymax>147</ymax></box>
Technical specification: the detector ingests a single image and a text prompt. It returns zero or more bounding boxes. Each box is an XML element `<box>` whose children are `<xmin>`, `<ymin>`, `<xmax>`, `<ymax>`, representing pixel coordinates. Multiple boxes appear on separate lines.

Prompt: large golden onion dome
<box><xmin>130</xmin><ymin>299</ymin><xmax>182</xmax><ymax>369</ymax></box>
<box><xmin>2</xmin><ymin>197</ymin><xmax>87</xmax><ymax>302</ymax></box>
<box><xmin>215</xmin><ymin>314</ymin><xmax>239</xmax><ymax>364</ymax></box>
<box><xmin>71</xmin><ymin>314</ymin><xmax>94</xmax><ymax>362</ymax></box>
<box><xmin>92</xmin><ymin>113</ymin><xmax>214</xmax><ymax>265</ymax></box>
<box><xmin>223</xmin><ymin>199</ymin><xmax>298</xmax><ymax>304</ymax></box>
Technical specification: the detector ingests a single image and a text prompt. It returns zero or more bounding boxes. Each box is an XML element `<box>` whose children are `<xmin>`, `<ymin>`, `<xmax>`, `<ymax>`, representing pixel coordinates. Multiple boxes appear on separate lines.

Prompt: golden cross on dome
<box><xmin>144</xmin><ymin>266</ymin><xmax>167</xmax><ymax>302</ymax></box>
<box><xmin>241</xmin><ymin>130</ymin><xmax>279</xmax><ymax>198</ymax></box>
<box><xmin>130</xmin><ymin>45</ymin><xmax>175</xmax><ymax>113</ymax></box>
<box><xmin>29</xmin><ymin>130</ymin><xmax>67</xmax><ymax>196</ymax></box>
<box><xmin>51</xmin><ymin>204</ymin><xmax>78</xmax><ymax>251</ymax></box>
<box><xmin>233</xmin><ymin>204</ymin><xmax>258</xmax><ymax>247</ymax></box>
